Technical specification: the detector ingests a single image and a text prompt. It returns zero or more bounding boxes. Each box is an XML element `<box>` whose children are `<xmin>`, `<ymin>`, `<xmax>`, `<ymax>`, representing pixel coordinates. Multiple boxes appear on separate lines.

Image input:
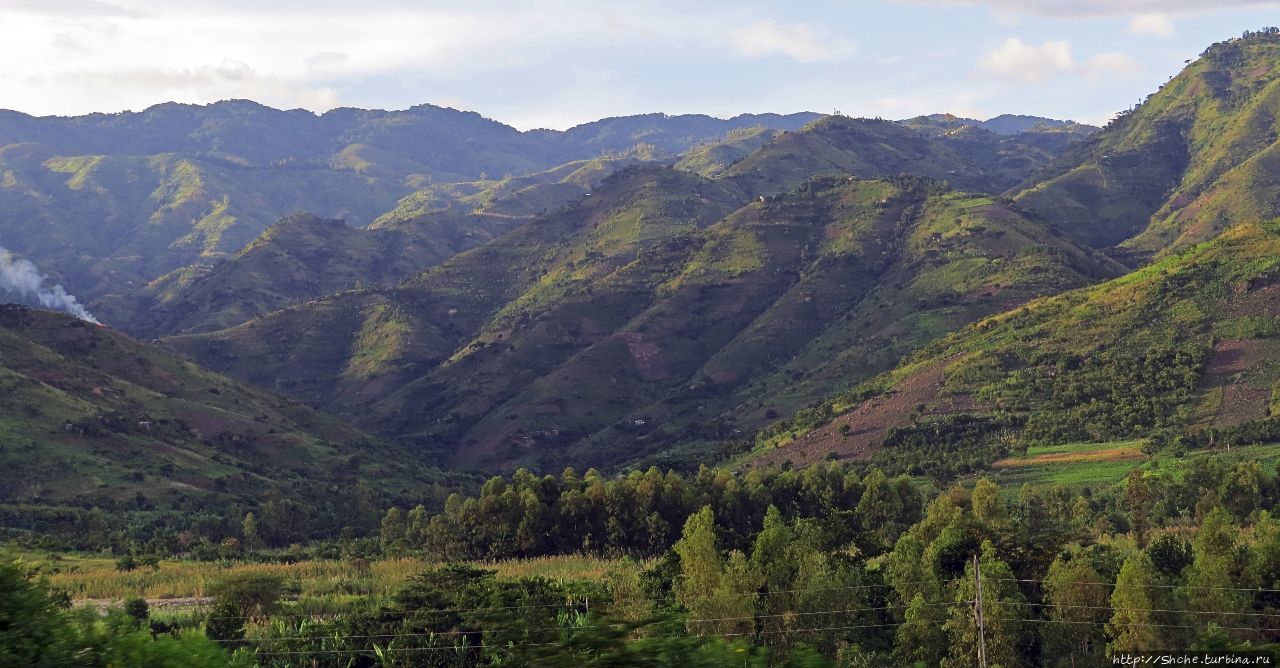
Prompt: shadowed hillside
<box><xmin>750</xmin><ymin>218</ymin><xmax>1280</xmax><ymax>472</ymax></box>
<box><xmin>0</xmin><ymin>305</ymin><xmax>447</xmax><ymax>514</ymax></box>
<box><xmin>167</xmin><ymin>168</ymin><xmax>1120</xmax><ymax>471</ymax></box>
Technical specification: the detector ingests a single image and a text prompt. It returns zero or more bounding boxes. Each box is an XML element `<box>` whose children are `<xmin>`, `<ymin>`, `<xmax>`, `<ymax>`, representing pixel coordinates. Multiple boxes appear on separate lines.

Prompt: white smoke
<box><xmin>0</xmin><ymin>246</ymin><xmax>101</xmax><ymax>324</ymax></box>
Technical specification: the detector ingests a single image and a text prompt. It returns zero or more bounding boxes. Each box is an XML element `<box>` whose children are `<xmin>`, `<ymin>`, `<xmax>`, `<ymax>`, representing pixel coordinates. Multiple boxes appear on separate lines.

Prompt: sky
<box><xmin>0</xmin><ymin>0</ymin><xmax>1277</xmax><ymax>130</ymax></box>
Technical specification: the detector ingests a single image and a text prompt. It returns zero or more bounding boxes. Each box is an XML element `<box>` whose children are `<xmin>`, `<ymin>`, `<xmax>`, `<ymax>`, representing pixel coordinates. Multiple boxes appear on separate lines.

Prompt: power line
<box><xmin>1024</xmin><ymin>601</ymin><xmax>1280</xmax><ymax>619</ymax></box>
<box><xmin>197</xmin><ymin>600</ymin><xmax>586</xmax><ymax>622</ymax></box>
<box><xmin>195</xmin><ymin>578</ymin><xmax>960</xmax><ymax>622</ymax></box>
<box><xmin>249</xmin><ymin>642</ymin><xmax>555</xmax><ymax>657</ymax></box>
<box><xmin>722</xmin><ymin>620</ymin><xmax>912</xmax><ymax>638</ymax></box>
<box><xmin>247</xmin><ymin>621</ymin><xmax>920</xmax><ymax>657</ymax></box>
<box><xmin>990</xmin><ymin>577</ymin><xmax>1280</xmax><ymax>594</ymax></box>
<box><xmin>215</xmin><ymin>600</ymin><xmax>962</xmax><ymax>644</ymax></box>
<box><xmin>993</xmin><ymin>617</ymin><xmax>1270</xmax><ymax>634</ymax></box>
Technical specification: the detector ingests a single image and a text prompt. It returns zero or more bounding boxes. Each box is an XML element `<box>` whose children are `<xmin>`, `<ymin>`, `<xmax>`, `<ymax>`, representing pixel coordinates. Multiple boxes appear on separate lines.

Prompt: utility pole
<box><xmin>974</xmin><ymin>554</ymin><xmax>988</xmax><ymax>668</ymax></box>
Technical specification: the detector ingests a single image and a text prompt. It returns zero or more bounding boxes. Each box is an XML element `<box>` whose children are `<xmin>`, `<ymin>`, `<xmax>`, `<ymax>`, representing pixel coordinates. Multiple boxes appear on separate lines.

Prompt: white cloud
<box><xmin>729</xmin><ymin>20</ymin><xmax>855</xmax><ymax>63</ymax></box>
<box><xmin>978</xmin><ymin>38</ymin><xmax>1143</xmax><ymax>83</ymax></box>
<box><xmin>1</xmin><ymin>3</ymin><xmax>808</xmax><ymax>120</ymax></box>
<box><xmin>1083</xmin><ymin>52</ymin><xmax>1144</xmax><ymax>78</ymax></box>
<box><xmin>1</xmin><ymin>0</ymin><xmax>142</xmax><ymax>17</ymax></box>
<box><xmin>47</xmin><ymin>60</ymin><xmax>342</xmax><ymax>112</ymax></box>
<box><xmin>899</xmin><ymin>0</ymin><xmax>1280</xmax><ymax>17</ymax></box>
<box><xmin>1129</xmin><ymin>13</ymin><xmax>1175</xmax><ymax>36</ymax></box>
<box><xmin>0</xmin><ymin>5</ymin><xmax>612</xmax><ymax>116</ymax></box>
<box><xmin>979</xmin><ymin>38</ymin><xmax>1074</xmax><ymax>83</ymax></box>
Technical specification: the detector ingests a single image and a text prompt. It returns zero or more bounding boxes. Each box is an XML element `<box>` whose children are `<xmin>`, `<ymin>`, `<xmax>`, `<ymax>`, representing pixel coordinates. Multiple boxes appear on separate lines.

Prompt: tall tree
<box><xmin>380</xmin><ymin>507</ymin><xmax>406</xmax><ymax>554</ymax></box>
<box><xmin>674</xmin><ymin>506</ymin><xmax>725</xmax><ymax>629</ymax></box>
<box><xmin>942</xmin><ymin>541</ymin><xmax>1026</xmax><ymax>668</ymax></box>
<box><xmin>240</xmin><ymin>512</ymin><xmax>261</xmax><ymax>551</ymax></box>
<box><xmin>1108</xmin><ymin>551</ymin><xmax>1163</xmax><ymax>653</ymax></box>
<box><xmin>894</xmin><ymin>592</ymin><xmax>947</xmax><ymax>667</ymax></box>
<box><xmin>1185</xmin><ymin>507</ymin><xmax>1246</xmax><ymax>631</ymax></box>
<box><xmin>1042</xmin><ymin>554</ymin><xmax>1108</xmax><ymax>666</ymax></box>
<box><xmin>1123</xmin><ymin>469</ymin><xmax>1154</xmax><ymax>547</ymax></box>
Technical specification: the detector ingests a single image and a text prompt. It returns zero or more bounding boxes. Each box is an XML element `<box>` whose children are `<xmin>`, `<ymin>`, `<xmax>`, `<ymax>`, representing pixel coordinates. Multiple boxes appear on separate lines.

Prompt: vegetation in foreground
<box><xmin>9</xmin><ymin>440</ymin><xmax>1280</xmax><ymax>665</ymax></box>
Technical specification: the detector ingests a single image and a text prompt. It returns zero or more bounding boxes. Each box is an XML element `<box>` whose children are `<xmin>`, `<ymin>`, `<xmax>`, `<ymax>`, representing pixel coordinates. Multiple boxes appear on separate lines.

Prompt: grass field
<box><xmin>20</xmin><ymin>553</ymin><xmax>621</xmax><ymax>608</ymax></box>
<box><xmin>987</xmin><ymin>440</ymin><xmax>1280</xmax><ymax>490</ymax></box>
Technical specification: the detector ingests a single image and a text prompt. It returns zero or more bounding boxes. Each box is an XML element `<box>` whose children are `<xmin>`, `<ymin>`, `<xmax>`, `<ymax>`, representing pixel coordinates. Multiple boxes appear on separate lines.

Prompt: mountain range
<box><xmin>7</xmin><ymin>30</ymin><xmax>1280</xmax><ymax>516</ymax></box>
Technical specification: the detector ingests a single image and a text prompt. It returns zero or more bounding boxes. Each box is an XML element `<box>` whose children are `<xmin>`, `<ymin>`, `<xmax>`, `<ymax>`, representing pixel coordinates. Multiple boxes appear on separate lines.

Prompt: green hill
<box><xmin>1012</xmin><ymin>31</ymin><xmax>1280</xmax><ymax>260</ymax></box>
<box><xmin>715</xmin><ymin>116</ymin><xmax>1077</xmax><ymax>197</ymax></box>
<box><xmin>749</xmin><ymin>216</ymin><xmax>1280</xmax><ymax>470</ymax></box>
<box><xmin>163</xmin><ymin>167</ymin><xmax>745</xmax><ymax>436</ymax></box>
<box><xmin>0</xmin><ymin>146</ymin><xmax>409</xmax><ymax>309</ymax></box>
<box><xmin>113</xmin><ymin>211</ymin><xmax>527</xmax><ymax>336</ymax></box>
<box><xmin>0</xmin><ymin>106</ymin><xmax>819</xmax><ymax>323</ymax></box>
<box><xmin>167</xmin><ymin>166</ymin><xmax>1119</xmax><ymax>471</ymax></box>
<box><xmin>732</xmin><ymin>31</ymin><xmax>1280</xmax><ymax>474</ymax></box>
<box><xmin>0</xmin><ymin>305</ymin><xmax>446</xmax><ymax>519</ymax></box>
<box><xmin>674</xmin><ymin>126</ymin><xmax>784</xmax><ymax>176</ymax></box>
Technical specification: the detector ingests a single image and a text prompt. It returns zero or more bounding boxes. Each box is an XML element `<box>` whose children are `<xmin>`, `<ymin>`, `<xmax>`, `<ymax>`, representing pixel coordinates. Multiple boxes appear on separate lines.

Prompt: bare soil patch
<box><xmin>751</xmin><ymin>356</ymin><xmax>971</xmax><ymax>468</ymax></box>
<box><xmin>1201</xmin><ymin>339</ymin><xmax>1279</xmax><ymax>428</ymax></box>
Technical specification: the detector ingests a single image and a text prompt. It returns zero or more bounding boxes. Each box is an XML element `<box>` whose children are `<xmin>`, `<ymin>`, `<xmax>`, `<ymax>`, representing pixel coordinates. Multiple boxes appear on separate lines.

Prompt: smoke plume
<box><xmin>0</xmin><ymin>246</ymin><xmax>101</xmax><ymax>324</ymax></box>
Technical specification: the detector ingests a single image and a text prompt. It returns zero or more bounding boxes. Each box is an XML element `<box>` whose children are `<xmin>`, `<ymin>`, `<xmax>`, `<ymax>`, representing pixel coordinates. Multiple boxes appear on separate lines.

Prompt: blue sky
<box><xmin>1</xmin><ymin>0</ymin><xmax>1277</xmax><ymax>129</ymax></box>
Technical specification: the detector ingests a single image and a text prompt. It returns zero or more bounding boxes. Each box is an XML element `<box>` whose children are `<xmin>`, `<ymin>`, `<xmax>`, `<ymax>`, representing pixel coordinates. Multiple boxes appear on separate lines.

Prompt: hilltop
<box><xmin>1013</xmin><ymin>31</ymin><xmax>1280</xmax><ymax>260</ymax></box>
<box><xmin>751</xmin><ymin>31</ymin><xmax>1280</xmax><ymax>472</ymax></box>
<box><xmin>0</xmin><ymin>106</ymin><xmax>819</xmax><ymax>318</ymax></box>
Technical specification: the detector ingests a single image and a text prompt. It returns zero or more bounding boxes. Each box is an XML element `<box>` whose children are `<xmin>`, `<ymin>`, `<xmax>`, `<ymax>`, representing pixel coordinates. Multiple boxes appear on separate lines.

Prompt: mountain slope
<box><xmin>167</xmin><ymin>170</ymin><xmax>1120</xmax><ymax>471</ymax></box>
<box><xmin>0</xmin><ymin>145</ymin><xmax>409</xmax><ymax>306</ymax></box>
<box><xmin>164</xmin><ymin>167</ymin><xmax>746</xmax><ymax>431</ymax></box>
<box><xmin>714</xmin><ymin>116</ymin><xmax>1078</xmax><ymax>197</ymax></box>
<box><xmin>0</xmin><ymin>104</ymin><xmax>818</xmax><ymax>320</ymax></box>
<box><xmin>114</xmin><ymin>211</ymin><xmax>527</xmax><ymax>336</ymax></box>
<box><xmin>1012</xmin><ymin>31</ymin><xmax>1280</xmax><ymax>259</ymax></box>
<box><xmin>749</xmin><ymin>218</ymin><xmax>1280</xmax><ymax>469</ymax></box>
<box><xmin>0</xmin><ymin>305</ymin><xmax>443</xmax><ymax>511</ymax></box>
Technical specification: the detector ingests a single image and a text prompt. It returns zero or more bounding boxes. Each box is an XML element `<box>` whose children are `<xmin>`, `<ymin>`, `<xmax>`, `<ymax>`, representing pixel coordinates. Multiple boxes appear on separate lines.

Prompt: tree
<box><xmin>1246</xmin><ymin>511</ymin><xmax>1280</xmax><ymax>612</ymax></box>
<box><xmin>123</xmin><ymin>598</ymin><xmax>149</xmax><ymax>628</ymax></box>
<box><xmin>1123</xmin><ymin>469</ymin><xmax>1154</xmax><ymax>546</ymax></box>
<box><xmin>406</xmin><ymin>504</ymin><xmax>429</xmax><ymax>549</ymax></box>
<box><xmin>1042</xmin><ymin>554</ymin><xmax>1108</xmax><ymax>666</ymax></box>
<box><xmin>712</xmin><ymin>550</ymin><xmax>762</xmax><ymax>637</ymax></box>
<box><xmin>240</xmin><ymin>512</ymin><xmax>261</xmax><ymax>551</ymax></box>
<box><xmin>208</xmin><ymin>573</ymin><xmax>286</xmax><ymax>623</ymax></box>
<box><xmin>894</xmin><ymin>592</ymin><xmax>947</xmax><ymax>667</ymax></box>
<box><xmin>80</xmin><ymin>507</ymin><xmax>109</xmax><ymax>551</ymax></box>
<box><xmin>1185</xmin><ymin>507</ymin><xmax>1246</xmax><ymax>630</ymax></box>
<box><xmin>1108</xmin><ymin>551</ymin><xmax>1163</xmax><ymax>653</ymax></box>
<box><xmin>856</xmin><ymin>469</ymin><xmax>904</xmax><ymax>553</ymax></box>
<box><xmin>1145</xmin><ymin>532</ymin><xmax>1193</xmax><ymax>578</ymax></box>
<box><xmin>971</xmin><ymin>477</ymin><xmax>1005</xmax><ymax>525</ymax></box>
<box><xmin>942</xmin><ymin>541</ymin><xmax>1025</xmax><ymax>668</ymax></box>
<box><xmin>674</xmin><ymin>506</ymin><xmax>725</xmax><ymax>627</ymax></box>
<box><xmin>0</xmin><ymin>560</ymin><xmax>75</xmax><ymax>666</ymax></box>
<box><xmin>380</xmin><ymin>507</ymin><xmax>406</xmax><ymax>554</ymax></box>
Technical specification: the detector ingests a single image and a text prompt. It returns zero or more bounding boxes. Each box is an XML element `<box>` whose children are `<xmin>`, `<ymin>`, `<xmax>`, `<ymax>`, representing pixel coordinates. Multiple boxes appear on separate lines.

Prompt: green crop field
<box><xmin>986</xmin><ymin>440</ymin><xmax>1280</xmax><ymax>490</ymax></box>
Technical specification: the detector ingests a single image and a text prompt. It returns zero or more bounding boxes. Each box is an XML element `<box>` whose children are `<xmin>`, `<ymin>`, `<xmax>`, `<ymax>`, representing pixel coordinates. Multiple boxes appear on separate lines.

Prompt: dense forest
<box><xmin>9</xmin><ymin>451</ymin><xmax>1280</xmax><ymax>665</ymax></box>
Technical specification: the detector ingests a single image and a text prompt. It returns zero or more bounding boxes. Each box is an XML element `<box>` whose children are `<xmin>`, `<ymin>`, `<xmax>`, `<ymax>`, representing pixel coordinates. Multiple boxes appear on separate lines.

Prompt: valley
<box><xmin>6</xmin><ymin>23</ymin><xmax>1280</xmax><ymax>668</ymax></box>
